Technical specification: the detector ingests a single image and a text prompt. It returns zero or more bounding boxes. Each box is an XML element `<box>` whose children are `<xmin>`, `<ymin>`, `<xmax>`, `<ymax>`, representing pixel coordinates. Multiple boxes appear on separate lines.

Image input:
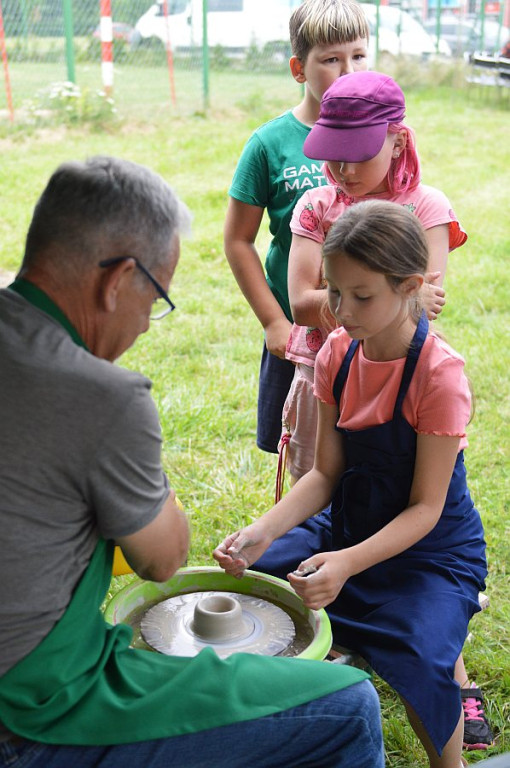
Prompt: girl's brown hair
<box><xmin>323</xmin><ymin>199</ymin><xmax>428</xmax><ymax>321</ymax></box>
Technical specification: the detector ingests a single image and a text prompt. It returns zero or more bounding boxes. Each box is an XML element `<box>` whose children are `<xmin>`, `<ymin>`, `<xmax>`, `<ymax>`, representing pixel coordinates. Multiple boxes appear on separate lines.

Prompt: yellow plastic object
<box><xmin>112</xmin><ymin>547</ymin><xmax>132</xmax><ymax>576</ymax></box>
<box><xmin>112</xmin><ymin>496</ymin><xmax>184</xmax><ymax>577</ymax></box>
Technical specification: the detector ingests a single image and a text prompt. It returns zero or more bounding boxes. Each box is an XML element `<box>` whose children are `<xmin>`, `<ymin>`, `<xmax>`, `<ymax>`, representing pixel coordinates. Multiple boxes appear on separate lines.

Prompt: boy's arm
<box><xmin>224</xmin><ymin>197</ymin><xmax>291</xmax><ymax>358</ymax></box>
<box><xmin>288</xmin><ymin>234</ymin><xmax>336</xmax><ymax>329</ymax></box>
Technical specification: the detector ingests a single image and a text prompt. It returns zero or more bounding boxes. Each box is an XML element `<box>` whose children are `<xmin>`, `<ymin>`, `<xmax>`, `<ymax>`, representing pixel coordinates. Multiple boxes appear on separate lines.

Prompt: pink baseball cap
<box><xmin>303</xmin><ymin>71</ymin><xmax>406</xmax><ymax>163</ymax></box>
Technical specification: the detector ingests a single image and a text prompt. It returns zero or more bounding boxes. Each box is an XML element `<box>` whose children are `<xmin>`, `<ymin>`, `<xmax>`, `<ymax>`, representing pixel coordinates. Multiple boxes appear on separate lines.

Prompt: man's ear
<box><xmin>289</xmin><ymin>56</ymin><xmax>306</xmax><ymax>84</ymax></box>
<box><xmin>99</xmin><ymin>258</ymin><xmax>135</xmax><ymax>313</ymax></box>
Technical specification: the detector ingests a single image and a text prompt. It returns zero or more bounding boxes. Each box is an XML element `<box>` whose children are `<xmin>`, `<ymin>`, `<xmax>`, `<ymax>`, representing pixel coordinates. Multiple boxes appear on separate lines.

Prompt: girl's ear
<box><xmin>393</xmin><ymin>130</ymin><xmax>407</xmax><ymax>157</ymax></box>
<box><xmin>400</xmin><ymin>274</ymin><xmax>424</xmax><ymax>298</ymax></box>
<box><xmin>290</xmin><ymin>56</ymin><xmax>306</xmax><ymax>83</ymax></box>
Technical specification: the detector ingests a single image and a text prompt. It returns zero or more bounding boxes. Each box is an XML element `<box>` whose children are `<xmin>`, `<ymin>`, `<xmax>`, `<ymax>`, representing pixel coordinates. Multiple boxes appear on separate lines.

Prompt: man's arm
<box><xmin>116</xmin><ymin>492</ymin><xmax>189</xmax><ymax>582</ymax></box>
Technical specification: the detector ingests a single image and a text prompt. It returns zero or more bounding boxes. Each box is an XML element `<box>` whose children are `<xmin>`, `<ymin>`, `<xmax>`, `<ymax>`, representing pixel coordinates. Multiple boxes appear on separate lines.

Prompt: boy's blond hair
<box><xmin>290</xmin><ymin>0</ymin><xmax>370</xmax><ymax>61</ymax></box>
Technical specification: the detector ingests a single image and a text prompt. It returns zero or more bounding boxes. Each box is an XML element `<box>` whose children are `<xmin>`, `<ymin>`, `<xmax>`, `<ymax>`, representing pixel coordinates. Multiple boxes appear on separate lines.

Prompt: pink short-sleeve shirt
<box><xmin>290</xmin><ymin>182</ymin><xmax>466</xmax><ymax>251</ymax></box>
<box><xmin>313</xmin><ymin>327</ymin><xmax>471</xmax><ymax>449</ymax></box>
<box><xmin>286</xmin><ymin>179</ymin><xmax>467</xmax><ymax>367</ymax></box>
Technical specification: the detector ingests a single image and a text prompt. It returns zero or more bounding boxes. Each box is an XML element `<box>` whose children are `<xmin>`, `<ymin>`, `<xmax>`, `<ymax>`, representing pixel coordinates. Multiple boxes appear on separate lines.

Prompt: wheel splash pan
<box><xmin>104</xmin><ymin>566</ymin><xmax>332</xmax><ymax>661</ymax></box>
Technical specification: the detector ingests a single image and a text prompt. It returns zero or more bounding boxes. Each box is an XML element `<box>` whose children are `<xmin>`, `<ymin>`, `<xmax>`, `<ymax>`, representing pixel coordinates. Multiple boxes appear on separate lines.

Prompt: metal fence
<box><xmin>1</xmin><ymin>0</ymin><xmax>509</xmax><ymax>123</ymax></box>
<box><xmin>1</xmin><ymin>0</ymin><xmax>304</xmax><ymax>121</ymax></box>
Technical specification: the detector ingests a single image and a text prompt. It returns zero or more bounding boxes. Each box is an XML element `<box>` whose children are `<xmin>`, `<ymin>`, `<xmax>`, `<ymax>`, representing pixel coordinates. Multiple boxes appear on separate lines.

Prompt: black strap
<box><xmin>393</xmin><ymin>312</ymin><xmax>428</xmax><ymax>417</ymax></box>
<box><xmin>332</xmin><ymin>312</ymin><xmax>429</xmax><ymax>417</ymax></box>
<box><xmin>332</xmin><ymin>339</ymin><xmax>359</xmax><ymax>408</ymax></box>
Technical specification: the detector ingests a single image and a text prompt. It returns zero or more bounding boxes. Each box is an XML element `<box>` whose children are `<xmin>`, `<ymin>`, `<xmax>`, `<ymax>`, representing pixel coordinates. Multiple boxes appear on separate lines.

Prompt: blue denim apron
<box><xmin>256</xmin><ymin>313</ymin><xmax>487</xmax><ymax>755</ymax></box>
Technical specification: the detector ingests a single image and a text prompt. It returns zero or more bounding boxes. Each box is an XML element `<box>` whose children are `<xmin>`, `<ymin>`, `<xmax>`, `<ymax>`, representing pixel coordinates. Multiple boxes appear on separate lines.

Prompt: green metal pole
<box><xmin>495</xmin><ymin>2</ymin><xmax>504</xmax><ymax>52</ymax></box>
<box><xmin>202</xmin><ymin>0</ymin><xmax>209</xmax><ymax>110</ymax></box>
<box><xmin>62</xmin><ymin>0</ymin><xmax>75</xmax><ymax>83</ymax></box>
<box><xmin>435</xmin><ymin>0</ymin><xmax>442</xmax><ymax>54</ymax></box>
<box><xmin>479</xmin><ymin>0</ymin><xmax>486</xmax><ymax>52</ymax></box>
<box><xmin>19</xmin><ymin>0</ymin><xmax>29</xmax><ymax>56</ymax></box>
<box><xmin>20</xmin><ymin>0</ymin><xmax>28</xmax><ymax>36</ymax></box>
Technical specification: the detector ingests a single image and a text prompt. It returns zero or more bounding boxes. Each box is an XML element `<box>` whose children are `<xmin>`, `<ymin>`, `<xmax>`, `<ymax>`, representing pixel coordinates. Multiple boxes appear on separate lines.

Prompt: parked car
<box><xmin>424</xmin><ymin>14</ymin><xmax>509</xmax><ymax>56</ymax></box>
<box><xmin>361</xmin><ymin>3</ymin><xmax>451</xmax><ymax>64</ymax></box>
<box><xmin>134</xmin><ymin>0</ymin><xmax>451</xmax><ymax>61</ymax></box>
<box><xmin>134</xmin><ymin>0</ymin><xmax>300</xmax><ymax>52</ymax></box>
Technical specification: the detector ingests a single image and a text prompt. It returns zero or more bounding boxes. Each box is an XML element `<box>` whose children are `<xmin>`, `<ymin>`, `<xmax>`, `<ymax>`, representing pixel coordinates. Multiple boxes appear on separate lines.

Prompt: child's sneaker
<box><xmin>461</xmin><ymin>683</ymin><xmax>494</xmax><ymax>750</ymax></box>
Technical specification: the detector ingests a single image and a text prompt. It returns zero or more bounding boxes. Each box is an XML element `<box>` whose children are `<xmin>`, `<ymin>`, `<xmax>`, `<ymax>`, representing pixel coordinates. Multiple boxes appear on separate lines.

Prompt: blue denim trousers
<box><xmin>0</xmin><ymin>680</ymin><xmax>384</xmax><ymax>768</ymax></box>
<box><xmin>257</xmin><ymin>343</ymin><xmax>295</xmax><ymax>454</ymax></box>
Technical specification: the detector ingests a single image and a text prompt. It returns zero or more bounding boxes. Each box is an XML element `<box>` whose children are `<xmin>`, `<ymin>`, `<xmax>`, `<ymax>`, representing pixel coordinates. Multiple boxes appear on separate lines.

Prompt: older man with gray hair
<box><xmin>0</xmin><ymin>156</ymin><xmax>383</xmax><ymax>768</ymax></box>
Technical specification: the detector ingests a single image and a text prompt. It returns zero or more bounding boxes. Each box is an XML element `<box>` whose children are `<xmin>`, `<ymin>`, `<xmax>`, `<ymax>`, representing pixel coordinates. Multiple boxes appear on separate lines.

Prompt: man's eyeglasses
<box><xmin>99</xmin><ymin>256</ymin><xmax>176</xmax><ymax>320</ymax></box>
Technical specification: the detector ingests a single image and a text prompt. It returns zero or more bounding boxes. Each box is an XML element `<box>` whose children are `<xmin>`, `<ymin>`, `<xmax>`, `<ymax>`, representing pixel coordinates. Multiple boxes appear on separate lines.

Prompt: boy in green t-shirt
<box><xmin>224</xmin><ymin>0</ymin><xmax>369</xmax><ymax>454</ymax></box>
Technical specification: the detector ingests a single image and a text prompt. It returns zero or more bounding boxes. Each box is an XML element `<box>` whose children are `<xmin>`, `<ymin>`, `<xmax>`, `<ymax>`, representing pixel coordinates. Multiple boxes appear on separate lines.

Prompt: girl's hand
<box><xmin>287</xmin><ymin>551</ymin><xmax>353</xmax><ymax>610</ymax></box>
<box><xmin>422</xmin><ymin>272</ymin><xmax>446</xmax><ymax>320</ymax></box>
<box><xmin>213</xmin><ymin>523</ymin><xmax>273</xmax><ymax>579</ymax></box>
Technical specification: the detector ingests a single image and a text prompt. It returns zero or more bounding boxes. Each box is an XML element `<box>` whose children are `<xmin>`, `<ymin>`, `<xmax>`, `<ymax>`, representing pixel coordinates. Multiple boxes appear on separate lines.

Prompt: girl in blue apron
<box><xmin>214</xmin><ymin>200</ymin><xmax>487</xmax><ymax>768</ymax></box>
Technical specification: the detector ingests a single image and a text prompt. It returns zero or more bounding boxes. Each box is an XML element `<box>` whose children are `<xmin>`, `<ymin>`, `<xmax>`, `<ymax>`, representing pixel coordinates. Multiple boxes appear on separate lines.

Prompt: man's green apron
<box><xmin>0</xmin><ymin>280</ymin><xmax>367</xmax><ymax>745</ymax></box>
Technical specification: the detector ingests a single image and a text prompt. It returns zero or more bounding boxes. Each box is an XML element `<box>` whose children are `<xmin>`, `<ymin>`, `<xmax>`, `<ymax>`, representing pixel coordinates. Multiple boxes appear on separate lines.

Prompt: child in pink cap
<box><xmin>280</xmin><ymin>70</ymin><xmax>466</xmax><ymax>487</ymax></box>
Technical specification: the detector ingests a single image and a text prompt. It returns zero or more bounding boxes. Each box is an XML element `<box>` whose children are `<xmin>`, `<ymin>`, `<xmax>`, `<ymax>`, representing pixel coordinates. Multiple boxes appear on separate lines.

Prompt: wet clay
<box><xmin>140</xmin><ymin>591</ymin><xmax>296</xmax><ymax>659</ymax></box>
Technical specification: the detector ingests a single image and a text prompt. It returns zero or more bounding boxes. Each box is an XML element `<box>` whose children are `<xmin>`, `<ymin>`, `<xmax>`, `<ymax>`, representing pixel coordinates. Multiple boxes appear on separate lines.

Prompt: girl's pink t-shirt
<box><xmin>313</xmin><ymin>327</ymin><xmax>471</xmax><ymax>449</ymax></box>
<box><xmin>286</xmin><ymin>181</ymin><xmax>467</xmax><ymax>367</ymax></box>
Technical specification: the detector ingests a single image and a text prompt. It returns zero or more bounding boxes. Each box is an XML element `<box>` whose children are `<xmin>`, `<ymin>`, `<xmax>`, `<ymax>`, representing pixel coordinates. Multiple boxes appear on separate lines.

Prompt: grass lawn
<box><xmin>1</xmin><ymin>70</ymin><xmax>509</xmax><ymax>766</ymax></box>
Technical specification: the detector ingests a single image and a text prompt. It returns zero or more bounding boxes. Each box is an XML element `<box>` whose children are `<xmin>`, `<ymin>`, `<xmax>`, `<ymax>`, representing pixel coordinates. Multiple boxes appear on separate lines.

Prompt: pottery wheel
<box><xmin>140</xmin><ymin>591</ymin><xmax>296</xmax><ymax>658</ymax></box>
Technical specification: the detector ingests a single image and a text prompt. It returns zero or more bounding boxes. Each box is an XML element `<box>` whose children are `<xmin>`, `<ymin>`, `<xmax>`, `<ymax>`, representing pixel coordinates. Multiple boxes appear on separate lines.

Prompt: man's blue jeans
<box><xmin>0</xmin><ymin>679</ymin><xmax>384</xmax><ymax>767</ymax></box>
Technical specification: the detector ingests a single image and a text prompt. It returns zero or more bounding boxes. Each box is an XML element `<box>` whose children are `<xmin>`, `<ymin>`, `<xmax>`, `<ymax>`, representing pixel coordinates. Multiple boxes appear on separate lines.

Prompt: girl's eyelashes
<box><xmin>327</xmin><ymin>285</ymin><xmax>371</xmax><ymax>302</ymax></box>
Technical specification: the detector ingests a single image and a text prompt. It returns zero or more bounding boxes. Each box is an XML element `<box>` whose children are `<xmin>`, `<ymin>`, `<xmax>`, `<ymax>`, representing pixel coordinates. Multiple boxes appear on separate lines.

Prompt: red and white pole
<box><xmin>99</xmin><ymin>0</ymin><xmax>113</xmax><ymax>96</ymax></box>
<box><xmin>162</xmin><ymin>0</ymin><xmax>177</xmax><ymax>106</ymax></box>
<box><xmin>0</xmin><ymin>0</ymin><xmax>14</xmax><ymax>122</ymax></box>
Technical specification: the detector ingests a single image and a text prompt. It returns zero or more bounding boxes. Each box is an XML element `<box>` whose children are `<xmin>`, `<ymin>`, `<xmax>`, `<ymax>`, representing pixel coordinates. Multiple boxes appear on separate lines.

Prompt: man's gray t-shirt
<box><xmin>0</xmin><ymin>289</ymin><xmax>169</xmax><ymax>677</ymax></box>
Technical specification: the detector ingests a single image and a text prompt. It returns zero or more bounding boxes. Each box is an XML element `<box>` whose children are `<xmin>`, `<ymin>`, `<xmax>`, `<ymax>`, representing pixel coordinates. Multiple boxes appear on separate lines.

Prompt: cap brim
<box><xmin>303</xmin><ymin>122</ymin><xmax>389</xmax><ymax>163</ymax></box>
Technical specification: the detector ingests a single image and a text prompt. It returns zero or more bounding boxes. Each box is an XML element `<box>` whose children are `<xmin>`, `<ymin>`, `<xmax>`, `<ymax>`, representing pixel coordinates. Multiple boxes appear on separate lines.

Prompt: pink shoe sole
<box><xmin>463</xmin><ymin>742</ymin><xmax>490</xmax><ymax>751</ymax></box>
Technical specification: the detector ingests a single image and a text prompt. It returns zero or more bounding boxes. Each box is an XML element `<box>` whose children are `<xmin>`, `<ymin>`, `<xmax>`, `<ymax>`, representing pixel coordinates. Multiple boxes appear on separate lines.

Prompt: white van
<box><xmin>135</xmin><ymin>0</ymin><xmax>301</xmax><ymax>52</ymax></box>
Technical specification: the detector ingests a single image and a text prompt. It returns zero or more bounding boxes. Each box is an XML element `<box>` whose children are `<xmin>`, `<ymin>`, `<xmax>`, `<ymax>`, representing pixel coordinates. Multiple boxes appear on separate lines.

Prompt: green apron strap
<box><xmin>9</xmin><ymin>278</ymin><xmax>88</xmax><ymax>350</ymax></box>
